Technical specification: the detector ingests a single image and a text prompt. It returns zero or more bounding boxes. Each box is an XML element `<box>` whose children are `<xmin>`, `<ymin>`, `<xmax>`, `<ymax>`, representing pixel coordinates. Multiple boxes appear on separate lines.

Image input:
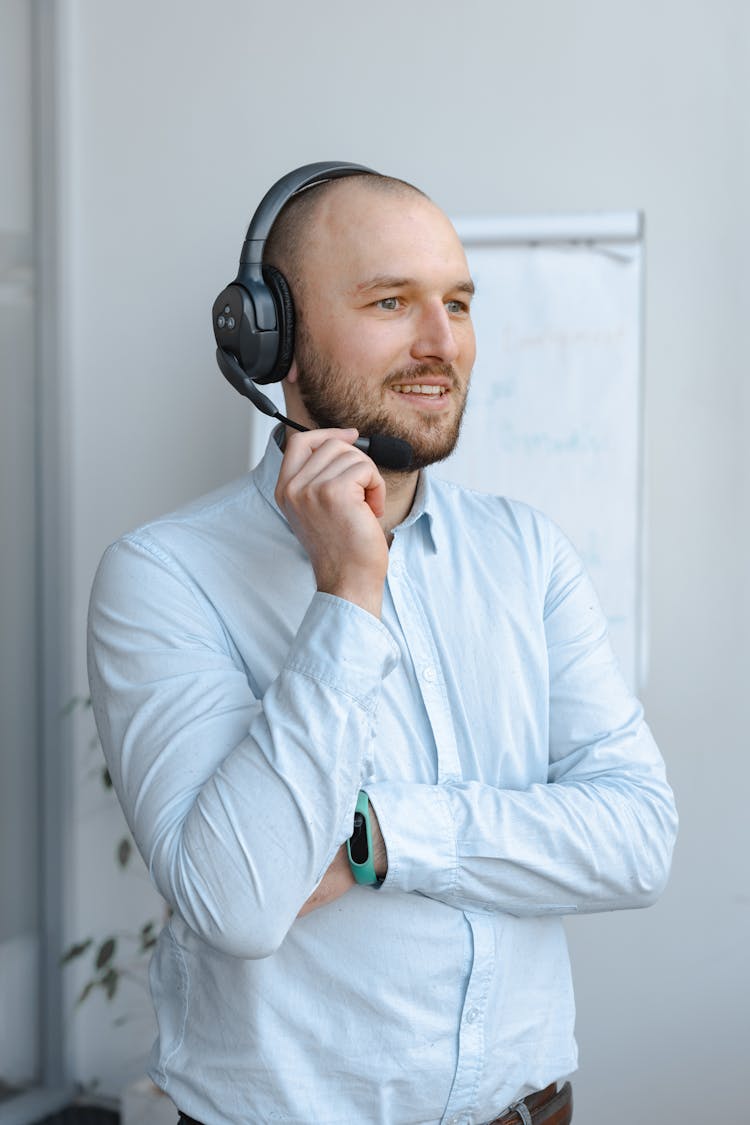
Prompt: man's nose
<box><xmin>410</xmin><ymin>302</ymin><xmax>460</xmax><ymax>364</ymax></box>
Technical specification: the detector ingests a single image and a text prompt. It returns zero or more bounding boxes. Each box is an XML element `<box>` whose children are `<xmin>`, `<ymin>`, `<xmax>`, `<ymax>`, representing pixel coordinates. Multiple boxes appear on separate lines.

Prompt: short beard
<box><xmin>293</xmin><ymin>324</ymin><xmax>468</xmax><ymax>473</ymax></box>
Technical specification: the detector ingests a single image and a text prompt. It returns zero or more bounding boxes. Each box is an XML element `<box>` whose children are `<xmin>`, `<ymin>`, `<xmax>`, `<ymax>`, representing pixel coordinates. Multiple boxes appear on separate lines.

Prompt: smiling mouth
<box><xmin>390</xmin><ymin>384</ymin><xmax>449</xmax><ymax>396</ymax></box>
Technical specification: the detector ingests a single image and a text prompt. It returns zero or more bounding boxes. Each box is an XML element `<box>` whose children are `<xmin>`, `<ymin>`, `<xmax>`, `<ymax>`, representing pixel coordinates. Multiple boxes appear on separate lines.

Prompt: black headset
<box><xmin>211</xmin><ymin>161</ymin><xmax>414</xmax><ymax>471</ymax></box>
<box><xmin>212</xmin><ymin>161</ymin><xmax>375</xmax><ymax>393</ymax></box>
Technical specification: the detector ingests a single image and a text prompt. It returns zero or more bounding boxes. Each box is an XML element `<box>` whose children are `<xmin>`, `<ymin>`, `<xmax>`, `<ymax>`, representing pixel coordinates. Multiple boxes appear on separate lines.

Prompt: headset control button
<box><xmin>224</xmin><ymin>305</ymin><xmax>231</xmax><ymax>314</ymax></box>
<box><xmin>217</xmin><ymin>316</ymin><xmax>226</xmax><ymax>329</ymax></box>
<box><xmin>226</xmin><ymin>317</ymin><xmax>236</xmax><ymax>329</ymax></box>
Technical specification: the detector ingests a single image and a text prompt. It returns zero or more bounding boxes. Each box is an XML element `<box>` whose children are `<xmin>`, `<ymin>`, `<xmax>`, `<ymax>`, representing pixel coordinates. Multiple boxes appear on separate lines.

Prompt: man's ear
<box><xmin>281</xmin><ymin>359</ymin><xmax>303</xmax><ymax>417</ymax></box>
<box><xmin>284</xmin><ymin>357</ymin><xmax>300</xmax><ymax>385</ymax></box>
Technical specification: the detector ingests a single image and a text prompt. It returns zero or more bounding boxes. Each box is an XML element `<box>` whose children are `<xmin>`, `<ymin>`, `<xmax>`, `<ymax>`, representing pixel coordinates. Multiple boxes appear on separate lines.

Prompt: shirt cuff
<box><xmin>285</xmin><ymin>592</ymin><xmax>400</xmax><ymax>714</ymax></box>
<box><xmin>363</xmin><ymin>781</ymin><xmax>459</xmax><ymax>898</ymax></box>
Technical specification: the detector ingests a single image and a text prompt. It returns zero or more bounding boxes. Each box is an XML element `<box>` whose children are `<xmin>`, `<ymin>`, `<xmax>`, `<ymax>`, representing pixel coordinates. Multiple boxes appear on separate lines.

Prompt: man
<box><xmin>88</xmin><ymin>168</ymin><xmax>677</xmax><ymax>1125</ymax></box>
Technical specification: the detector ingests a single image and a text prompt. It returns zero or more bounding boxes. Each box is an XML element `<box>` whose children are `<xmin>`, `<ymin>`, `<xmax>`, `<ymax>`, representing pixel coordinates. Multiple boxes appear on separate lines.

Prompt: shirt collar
<box><xmin>252</xmin><ymin>425</ymin><xmax>440</xmax><ymax>555</ymax></box>
<box><xmin>392</xmin><ymin>467</ymin><xmax>439</xmax><ymax>555</ymax></box>
<box><xmin>251</xmin><ymin>425</ymin><xmax>287</xmax><ymax>519</ymax></box>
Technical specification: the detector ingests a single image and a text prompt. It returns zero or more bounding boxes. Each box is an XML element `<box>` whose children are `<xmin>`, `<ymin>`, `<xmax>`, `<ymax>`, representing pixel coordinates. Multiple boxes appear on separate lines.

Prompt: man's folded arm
<box><xmin>366</xmin><ymin>528</ymin><xmax>678</xmax><ymax>917</ymax></box>
<box><xmin>87</xmin><ymin>533</ymin><xmax>398</xmax><ymax>959</ymax></box>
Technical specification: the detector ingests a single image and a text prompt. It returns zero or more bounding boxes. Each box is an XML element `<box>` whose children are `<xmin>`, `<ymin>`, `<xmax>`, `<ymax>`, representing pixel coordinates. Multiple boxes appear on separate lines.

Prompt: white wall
<box><xmin>0</xmin><ymin>0</ymin><xmax>41</xmax><ymax>1095</ymax></box>
<box><xmin>53</xmin><ymin>1</ymin><xmax>749</xmax><ymax>1118</ymax></box>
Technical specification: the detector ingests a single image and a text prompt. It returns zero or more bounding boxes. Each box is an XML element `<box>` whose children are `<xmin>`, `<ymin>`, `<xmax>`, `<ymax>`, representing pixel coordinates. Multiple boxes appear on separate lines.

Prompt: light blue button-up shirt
<box><xmin>88</xmin><ymin>430</ymin><xmax>677</xmax><ymax>1125</ymax></box>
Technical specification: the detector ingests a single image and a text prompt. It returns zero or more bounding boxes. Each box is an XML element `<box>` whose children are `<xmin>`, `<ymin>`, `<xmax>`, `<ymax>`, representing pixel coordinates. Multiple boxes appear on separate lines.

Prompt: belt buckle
<box><xmin>508</xmin><ymin>1099</ymin><xmax>533</xmax><ymax>1125</ymax></box>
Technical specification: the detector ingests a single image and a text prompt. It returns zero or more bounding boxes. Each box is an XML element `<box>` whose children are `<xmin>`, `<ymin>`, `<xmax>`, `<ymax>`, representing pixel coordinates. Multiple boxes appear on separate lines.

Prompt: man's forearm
<box><xmin>297</xmin><ymin>804</ymin><xmax>388</xmax><ymax>917</ymax></box>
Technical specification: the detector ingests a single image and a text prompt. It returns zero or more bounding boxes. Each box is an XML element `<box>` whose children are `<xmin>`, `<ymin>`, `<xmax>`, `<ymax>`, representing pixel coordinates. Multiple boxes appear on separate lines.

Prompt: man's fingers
<box><xmin>283</xmin><ymin>442</ymin><xmax>365</xmax><ymax>495</ymax></box>
<box><xmin>276</xmin><ymin>429</ymin><xmax>385</xmax><ymax>516</ymax></box>
<box><xmin>273</xmin><ymin>426</ymin><xmax>390</xmax><ymax>615</ymax></box>
<box><xmin>283</xmin><ymin>453</ymin><xmax>386</xmax><ymax>521</ymax></box>
<box><xmin>276</xmin><ymin>428</ymin><xmax>358</xmax><ymax>487</ymax></box>
<box><xmin>315</xmin><ymin>460</ymin><xmax>386</xmax><ymax>520</ymax></box>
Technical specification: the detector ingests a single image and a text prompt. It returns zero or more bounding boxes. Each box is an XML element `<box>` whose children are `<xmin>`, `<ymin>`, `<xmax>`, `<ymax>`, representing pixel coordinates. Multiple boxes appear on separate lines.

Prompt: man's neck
<box><xmin>380</xmin><ymin>469</ymin><xmax>420</xmax><ymax>544</ymax></box>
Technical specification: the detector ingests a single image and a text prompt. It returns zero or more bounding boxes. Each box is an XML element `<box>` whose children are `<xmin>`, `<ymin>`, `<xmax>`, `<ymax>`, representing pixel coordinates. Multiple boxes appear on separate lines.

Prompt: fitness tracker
<box><xmin>346</xmin><ymin>791</ymin><xmax>379</xmax><ymax>885</ymax></box>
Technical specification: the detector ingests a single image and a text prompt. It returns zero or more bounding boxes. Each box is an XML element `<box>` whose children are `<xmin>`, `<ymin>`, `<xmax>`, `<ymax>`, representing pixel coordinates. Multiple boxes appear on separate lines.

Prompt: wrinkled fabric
<box><xmin>88</xmin><ymin>429</ymin><xmax>677</xmax><ymax>1125</ymax></box>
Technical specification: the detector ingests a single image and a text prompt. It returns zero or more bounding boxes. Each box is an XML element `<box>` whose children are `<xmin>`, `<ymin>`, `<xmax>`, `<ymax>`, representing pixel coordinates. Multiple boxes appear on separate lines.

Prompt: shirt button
<box><xmin>422</xmin><ymin>665</ymin><xmax>437</xmax><ymax>683</ymax></box>
<box><xmin>465</xmin><ymin>1006</ymin><xmax>480</xmax><ymax>1024</ymax></box>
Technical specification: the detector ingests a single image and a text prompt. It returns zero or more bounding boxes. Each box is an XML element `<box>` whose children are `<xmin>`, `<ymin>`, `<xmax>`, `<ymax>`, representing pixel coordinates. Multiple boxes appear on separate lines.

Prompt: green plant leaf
<box><xmin>95</xmin><ymin>937</ymin><xmax>116</xmax><ymax>970</ymax></box>
<box><xmin>101</xmin><ymin>967</ymin><xmax>118</xmax><ymax>1000</ymax></box>
<box><xmin>60</xmin><ymin>938</ymin><xmax>93</xmax><ymax>965</ymax></box>
<box><xmin>60</xmin><ymin>695</ymin><xmax>93</xmax><ymax>717</ymax></box>
<box><xmin>116</xmin><ymin>837</ymin><xmax>132</xmax><ymax>867</ymax></box>
<box><xmin>76</xmin><ymin>980</ymin><xmax>97</xmax><ymax>1006</ymax></box>
<box><xmin>139</xmin><ymin>920</ymin><xmax>158</xmax><ymax>951</ymax></box>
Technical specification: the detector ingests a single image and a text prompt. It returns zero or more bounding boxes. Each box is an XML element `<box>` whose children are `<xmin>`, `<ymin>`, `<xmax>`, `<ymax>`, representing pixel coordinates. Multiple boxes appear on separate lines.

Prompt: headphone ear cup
<box><xmin>259</xmin><ymin>265</ymin><xmax>296</xmax><ymax>384</ymax></box>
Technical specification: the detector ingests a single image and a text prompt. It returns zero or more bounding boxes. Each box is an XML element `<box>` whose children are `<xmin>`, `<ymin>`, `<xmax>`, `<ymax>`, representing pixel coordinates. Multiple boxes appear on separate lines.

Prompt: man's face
<box><xmin>285</xmin><ymin>184</ymin><xmax>476</xmax><ymax>472</ymax></box>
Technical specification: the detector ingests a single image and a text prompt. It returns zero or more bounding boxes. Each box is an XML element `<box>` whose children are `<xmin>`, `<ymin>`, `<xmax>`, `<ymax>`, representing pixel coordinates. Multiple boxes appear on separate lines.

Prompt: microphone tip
<box><xmin>366</xmin><ymin>434</ymin><xmax>414</xmax><ymax>471</ymax></box>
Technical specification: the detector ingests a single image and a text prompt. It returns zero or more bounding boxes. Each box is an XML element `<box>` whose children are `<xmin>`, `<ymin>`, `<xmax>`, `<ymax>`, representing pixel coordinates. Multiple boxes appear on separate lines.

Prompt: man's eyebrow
<box><xmin>355</xmin><ymin>275</ymin><xmax>414</xmax><ymax>293</ymax></box>
<box><xmin>355</xmin><ymin>275</ymin><xmax>476</xmax><ymax>295</ymax></box>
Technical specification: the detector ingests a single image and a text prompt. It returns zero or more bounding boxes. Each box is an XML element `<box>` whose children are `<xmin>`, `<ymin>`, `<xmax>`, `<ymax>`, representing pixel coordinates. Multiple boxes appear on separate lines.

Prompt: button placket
<box><xmin>440</xmin><ymin>913</ymin><xmax>494</xmax><ymax>1125</ymax></box>
<box><xmin>387</xmin><ymin>545</ymin><xmax>462</xmax><ymax>785</ymax></box>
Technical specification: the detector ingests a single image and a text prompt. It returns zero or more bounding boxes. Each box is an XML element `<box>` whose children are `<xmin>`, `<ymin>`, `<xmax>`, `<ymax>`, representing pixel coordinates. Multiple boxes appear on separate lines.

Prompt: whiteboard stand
<box><xmin>442</xmin><ymin>212</ymin><xmax>646</xmax><ymax>692</ymax></box>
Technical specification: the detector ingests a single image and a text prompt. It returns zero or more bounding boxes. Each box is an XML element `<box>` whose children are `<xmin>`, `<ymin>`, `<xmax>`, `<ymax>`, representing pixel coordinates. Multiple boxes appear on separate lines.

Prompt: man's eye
<box><xmin>376</xmin><ymin>297</ymin><xmax>400</xmax><ymax>311</ymax></box>
<box><xmin>445</xmin><ymin>299</ymin><xmax>469</xmax><ymax>314</ymax></box>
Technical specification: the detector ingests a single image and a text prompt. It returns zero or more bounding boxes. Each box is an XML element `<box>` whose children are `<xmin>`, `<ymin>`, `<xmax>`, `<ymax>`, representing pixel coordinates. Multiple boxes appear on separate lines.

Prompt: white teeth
<box><xmin>392</xmin><ymin>384</ymin><xmax>447</xmax><ymax>395</ymax></box>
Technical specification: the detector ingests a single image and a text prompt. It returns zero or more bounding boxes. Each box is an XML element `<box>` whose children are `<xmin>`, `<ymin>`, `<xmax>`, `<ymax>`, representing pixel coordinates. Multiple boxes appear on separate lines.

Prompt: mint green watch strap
<box><xmin>347</xmin><ymin>790</ymin><xmax>379</xmax><ymax>885</ymax></box>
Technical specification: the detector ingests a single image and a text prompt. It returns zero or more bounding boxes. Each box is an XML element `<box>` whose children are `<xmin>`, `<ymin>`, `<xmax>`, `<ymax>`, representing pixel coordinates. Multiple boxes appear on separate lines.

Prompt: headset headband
<box><xmin>238</xmin><ymin>161</ymin><xmax>376</xmax><ymax>277</ymax></box>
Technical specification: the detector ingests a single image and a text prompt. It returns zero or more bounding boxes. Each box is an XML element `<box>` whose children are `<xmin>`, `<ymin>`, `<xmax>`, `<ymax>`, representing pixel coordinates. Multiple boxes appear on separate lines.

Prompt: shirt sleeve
<box><xmin>87</xmin><ymin>533</ymin><xmax>399</xmax><ymax>959</ymax></box>
<box><xmin>364</xmin><ymin>525</ymin><xmax>678</xmax><ymax>917</ymax></box>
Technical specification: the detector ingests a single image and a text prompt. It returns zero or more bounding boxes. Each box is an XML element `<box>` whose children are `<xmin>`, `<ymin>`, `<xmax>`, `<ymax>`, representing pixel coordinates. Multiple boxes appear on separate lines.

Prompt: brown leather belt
<box><xmin>178</xmin><ymin>1081</ymin><xmax>573</xmax><ymax>1124</ymax></box>
<box><xmin>488</xmin><ymin>1080</ymin><xmax>573</xmax><ymax>1125</ymax></box>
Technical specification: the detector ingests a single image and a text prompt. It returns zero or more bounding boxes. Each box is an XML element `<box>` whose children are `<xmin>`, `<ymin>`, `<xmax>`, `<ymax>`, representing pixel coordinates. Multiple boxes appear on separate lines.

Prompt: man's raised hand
<box><xmin>275</xmin><ymin>428</ymin><xmax>389</xmax><ymax>618</ymax></box>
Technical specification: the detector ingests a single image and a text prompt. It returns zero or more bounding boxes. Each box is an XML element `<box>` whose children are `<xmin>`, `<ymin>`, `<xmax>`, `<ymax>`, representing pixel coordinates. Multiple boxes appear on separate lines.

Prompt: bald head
<box><xmin>263</xmin><ymin>173</ymin><xmax>429</xmax><ymax>307</ymax></box>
